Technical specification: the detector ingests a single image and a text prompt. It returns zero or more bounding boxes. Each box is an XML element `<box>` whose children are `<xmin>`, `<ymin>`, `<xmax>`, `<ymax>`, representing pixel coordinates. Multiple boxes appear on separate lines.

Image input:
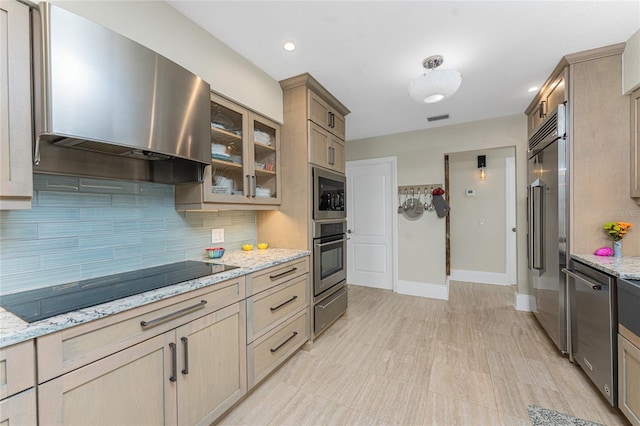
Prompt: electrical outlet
<box><xmin>211</xmin><ymin>229</ymin><xmax>224</xmax><ymax>244</ymax></box>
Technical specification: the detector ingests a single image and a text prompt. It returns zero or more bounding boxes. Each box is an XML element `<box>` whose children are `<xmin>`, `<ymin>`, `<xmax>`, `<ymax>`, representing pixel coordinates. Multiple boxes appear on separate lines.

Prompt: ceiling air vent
<box><xmin>427</xmin><ymin>114</ymin><xmax>450</xmax><ymax>122</ymax></box>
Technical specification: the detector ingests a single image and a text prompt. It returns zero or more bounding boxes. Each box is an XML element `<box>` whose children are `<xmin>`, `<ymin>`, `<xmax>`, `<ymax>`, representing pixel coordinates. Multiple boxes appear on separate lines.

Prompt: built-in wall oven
<box><xmin>313</xmin><ymin>220</ymin><xmax>347</xmax><ymax>296</ymax></box>
<box><xmin>313</xmin><ymin>167</ymin><xmax>346</xmax><ymax>220</ymax></box>
<box><xmin>312</xmin><ymin>220</ymin><xmax>348</xmax><ymax>335</ymax></box>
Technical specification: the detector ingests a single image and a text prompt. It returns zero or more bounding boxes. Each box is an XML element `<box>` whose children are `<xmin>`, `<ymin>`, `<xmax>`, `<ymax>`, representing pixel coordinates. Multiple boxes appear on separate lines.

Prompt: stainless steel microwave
<box><xmin>312</xmin><ymin>167</ymin><xmax>346</xmax><ymax>220</ymax></box>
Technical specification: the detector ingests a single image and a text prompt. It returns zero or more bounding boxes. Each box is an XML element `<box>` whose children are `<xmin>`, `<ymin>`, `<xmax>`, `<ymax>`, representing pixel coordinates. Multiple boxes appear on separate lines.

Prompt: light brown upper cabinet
<box><xmin>309</xmin><ymin>122</ymin><xmax>345</xmax><ymax>174</ymax></box>
<box><xmin>631</xmin><ymin>87</ymin><xmax>640</xmax><ymax>199</ymax></box>
<box><xmin>526</xmin><ymin>71</ymin><xmax>567</xmax><ymax>136</ymax></box>
<box><xmin>277</xmin><ymin>74</ymin><xmax>350</xmax><ymax>177</ymax></box>
<box><xmin>0</xmin><ymin>0</ymin><xmax>33</xmax><ymax>210</ymax></box>
<box><xmin>176</xmin><ymin>93</ymin><xmax>281</xmax><ymax>210</ymax></box>
<box><xmin>308</xmin><ymin>90</ymin><xmax>346</xmax><ymax>140</ymax></box>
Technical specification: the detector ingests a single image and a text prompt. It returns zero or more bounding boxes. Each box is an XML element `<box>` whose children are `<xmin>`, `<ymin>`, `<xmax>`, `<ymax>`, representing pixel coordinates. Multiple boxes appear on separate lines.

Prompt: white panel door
<box><xmin>346</xmin><ymin>158</ymin><xmax>394</xmax><ymax>289</ymax></box>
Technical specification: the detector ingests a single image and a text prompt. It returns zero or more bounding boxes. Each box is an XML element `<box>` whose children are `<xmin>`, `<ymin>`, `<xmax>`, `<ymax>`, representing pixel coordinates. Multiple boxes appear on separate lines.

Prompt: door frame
<box><xmin>345</xmin><ymin>156</ymin><xmax>398</xmax><ymax>292</ymax></box>
<box><xmin>505</xmin><ymin>156</ymin><xmax>517</xmax><ymax>284</ymax></box>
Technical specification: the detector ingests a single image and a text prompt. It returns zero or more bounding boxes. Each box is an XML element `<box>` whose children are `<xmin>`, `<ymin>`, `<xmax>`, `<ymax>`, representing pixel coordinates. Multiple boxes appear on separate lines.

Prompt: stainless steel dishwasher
<box><xmin>563</xmin><ymin>261</ymin><xmax>617</xmax><ymax>406</ymax></box>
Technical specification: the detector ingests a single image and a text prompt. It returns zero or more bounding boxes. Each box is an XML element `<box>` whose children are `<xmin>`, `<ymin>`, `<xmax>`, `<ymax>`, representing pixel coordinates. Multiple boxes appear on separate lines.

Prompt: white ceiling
<box><xmin>168</xmin><ymin>1</ymin><xmax>640</xmax><ymax>141</ymax></box>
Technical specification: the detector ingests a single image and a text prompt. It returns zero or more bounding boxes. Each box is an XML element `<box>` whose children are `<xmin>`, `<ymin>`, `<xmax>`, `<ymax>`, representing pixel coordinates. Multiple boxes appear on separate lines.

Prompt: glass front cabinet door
<box><xmin>250</xmin><ymin>114</ymin><xmax>280</xmax><ymax>204</ymax></box>
<box><xmin>176</xmin><ymin>93</ymin><xmax>280</xmax><ymax>209</ymax></box>
<box><xmin>208</xmin><ymin>95</ymin><xmax>248</xmax><ymax>203</ymax></box>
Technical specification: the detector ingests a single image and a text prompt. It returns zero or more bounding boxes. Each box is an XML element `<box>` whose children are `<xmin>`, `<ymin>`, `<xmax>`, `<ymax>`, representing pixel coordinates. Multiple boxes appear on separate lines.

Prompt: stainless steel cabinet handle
<box><xmin>169</xmin><ymin>343</ymin><xmax>177</xmax><ymax>382</ymax></box>
<box><xmin>270</xmin><ymin>295</ymin><xmax>298</xmax><ymax>312</ymax></box>
<box><xmin>539</xmin><ymin>100</ymin><xmax>547</xmax><ymax>118</ymax></box>
<box><xmin>252</xmin><ymin>175</ymin><xmax>257</xmax><ymax>198</ymax></box>
<box><xmin>246</xmin><ymin>175</ymin><xmax>251</xmax><ymax>198</ymax></box>
<box><xmin>140</xmin><ymin>300</ymin><xmax>207</xmax><ymax>328</ymax></box>
<box><xmin>181</xmin><ymin>337</ymin><xmax>189</xmax><ymax>375</ymax></box>
<box><xmin>317</xmin><ymin>288</ymin><xmax>347</xmax><ymax>309</ymax></box>
<box><xmin>529</xmin><ymin>182</ymin><xmax>544</xmax><ymax>271</ymax></box>
<box><xmin>562</xmin><ymin>268</ymin><xmax>602</xmax><ymax>291</ymax></box>
<box><xmin>315</xmin><ymin>238</ymin><xmax>347</xmax><ymax>248</ymax></box>
<box><xmin>269</xmin><ymin>267</ymin><xmax>298</xmax><ymax>281</ymax></box>
<box><xmin>270</xmin><ymin>331</ymin><xmax>298</xmax><ymax>353</ymax></box>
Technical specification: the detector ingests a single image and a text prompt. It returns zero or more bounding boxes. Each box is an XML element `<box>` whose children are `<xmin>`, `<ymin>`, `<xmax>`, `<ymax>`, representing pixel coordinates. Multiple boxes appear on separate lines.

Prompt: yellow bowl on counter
<box><xmin>242</xmin><ymin>244</ymin><xmax>254</xmax><ymax>251</ymax></box>
<box><xmin>257</xmin><ymin>242</ymin><xmax>269</xmax><ymax>250</ymax></box>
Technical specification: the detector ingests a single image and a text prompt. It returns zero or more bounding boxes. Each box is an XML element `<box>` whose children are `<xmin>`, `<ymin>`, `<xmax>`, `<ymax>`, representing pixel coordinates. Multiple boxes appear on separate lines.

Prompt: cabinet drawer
<box><xmin>0</xmin><ymin>340</ymin><xmax>35</xmax><ymax>400</ymax></box>
<box><xmin>314</xmin><ymin>286</ymin><xmax>348</xmax><ymax>335</ymax></box>
<box><xmin>37</xmin><ymin>277</ymin><xmax>244</xmax><ymax>383</ymax></box>
<box><xmin>0</xmin><ymin>388</ymin><xmax>36</xmax><ymax>425</ymax></box>
<box><xmin>247</xmin><ymin>309</ymin><xmax>308</xmax><ymax>389</ymax></box>
<box><xmin>246</xmin><ymin>257</ymin><xmax>309</xmax><ymax>296</ymax></box>
<box><xmin>247</xmin><ymin>275</ymin><xmax>308</xmax><ymax>342</ymax></box>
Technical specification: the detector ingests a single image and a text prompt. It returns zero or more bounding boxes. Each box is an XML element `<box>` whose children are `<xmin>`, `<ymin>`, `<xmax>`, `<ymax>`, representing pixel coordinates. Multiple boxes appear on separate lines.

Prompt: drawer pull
<box><xmin>317</xmin><ymin>289</ymin><xmax>347</xmax><ymax>309</ymax></box>
<box><xmin>269</xmin><ymin>267</ymin><xmax>298</xmax><ymax>281</ymax></box>
<box><xmin>140</xmin><ymin>300</ymin><xmax>207</xmax><ymax>328</ymax></box>
<box><xmin>270</xmin><ymin>331</ymin><xmax>298</xmax><ymax>353</ymax></box>
<box><xmin>270</xmin><ymin>295</ymin><xmax>298</xmax><ymax>312</ymax></box>
<box><xmin>563</xmin><ymin>269</ymin><xmax>603</xmax><ymax>291</ymax></box>
<box><xmin>181</xmin><ymin>337</ymin><xmax>189</xmax><ymax>375</ymax></box>
<box><xmin>169</xmin><ymin>343</ymin><xmax>177</xmax><ymax>382</ymax></box>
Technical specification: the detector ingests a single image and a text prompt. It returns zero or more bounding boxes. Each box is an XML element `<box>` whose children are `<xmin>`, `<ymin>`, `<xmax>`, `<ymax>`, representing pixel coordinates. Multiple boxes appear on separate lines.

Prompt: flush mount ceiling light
<box><xmin>283</xmin><ymin>41</ymin><xmax>296</xmax><ymax>52</ymax></box>
<box><xmin>408</xmin><ymin>55</ymin><xmax>462</xmax><ymax>104</ymax></box>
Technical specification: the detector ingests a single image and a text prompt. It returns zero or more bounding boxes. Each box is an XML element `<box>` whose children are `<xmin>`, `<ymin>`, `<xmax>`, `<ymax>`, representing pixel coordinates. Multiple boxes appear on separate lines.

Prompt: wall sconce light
<box><xmin>477</xmin><ymin>155</ymin><xmax>486</xmax><ymax>180</ymax></box>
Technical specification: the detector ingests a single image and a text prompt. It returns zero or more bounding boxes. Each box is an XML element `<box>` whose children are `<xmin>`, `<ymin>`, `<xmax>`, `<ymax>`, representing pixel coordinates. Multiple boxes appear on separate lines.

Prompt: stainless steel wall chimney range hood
<box><xmin>31</xmin><ymin>3</ymin><xmax>211</xmax><ymax>183</ymax></box>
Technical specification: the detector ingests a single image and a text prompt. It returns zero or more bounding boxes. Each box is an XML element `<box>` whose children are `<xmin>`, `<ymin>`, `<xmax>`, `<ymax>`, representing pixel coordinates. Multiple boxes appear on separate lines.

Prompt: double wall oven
<box><xmin>312</xmin><ymin>167</ymin><xmax>348</xmax><ymax>336</ymax></box>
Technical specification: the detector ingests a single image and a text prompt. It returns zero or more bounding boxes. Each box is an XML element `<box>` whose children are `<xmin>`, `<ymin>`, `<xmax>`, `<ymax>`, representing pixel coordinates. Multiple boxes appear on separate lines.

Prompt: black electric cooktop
<box><xmin>0</xmin><ymin>261</ymin><xmax>238</xmax><ymax>323</ymax></box>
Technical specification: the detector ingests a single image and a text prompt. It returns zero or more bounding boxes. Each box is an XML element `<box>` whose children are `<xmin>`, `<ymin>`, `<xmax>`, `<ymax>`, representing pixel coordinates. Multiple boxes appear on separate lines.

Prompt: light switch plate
<box><xmin>211</xmin><ymin>229</ymin><xmax>224</xmax><ymax>244</ymax></box>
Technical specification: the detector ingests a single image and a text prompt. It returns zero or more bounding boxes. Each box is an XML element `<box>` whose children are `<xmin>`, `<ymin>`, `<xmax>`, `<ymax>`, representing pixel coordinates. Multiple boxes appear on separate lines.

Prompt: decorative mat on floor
<box><xmin>527</xmin><ymin>405</ymin><xmax>604</xmax><ymax>426</ymax></box>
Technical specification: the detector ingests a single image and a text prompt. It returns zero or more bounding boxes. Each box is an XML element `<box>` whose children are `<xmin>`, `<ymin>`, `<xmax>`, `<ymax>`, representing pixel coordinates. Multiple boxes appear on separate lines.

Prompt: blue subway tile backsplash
<box><xmin>0</xmin><ymin>174</ymin><xmax>257</xmax><ymax>295</ymax></box>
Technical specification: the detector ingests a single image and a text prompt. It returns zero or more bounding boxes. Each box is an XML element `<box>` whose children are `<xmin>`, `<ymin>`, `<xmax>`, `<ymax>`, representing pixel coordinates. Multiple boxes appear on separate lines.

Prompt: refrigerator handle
<box><xmin>530</xmin><ymin>181</ymin><xmax>544</xmax><ymax>270</ymax></box>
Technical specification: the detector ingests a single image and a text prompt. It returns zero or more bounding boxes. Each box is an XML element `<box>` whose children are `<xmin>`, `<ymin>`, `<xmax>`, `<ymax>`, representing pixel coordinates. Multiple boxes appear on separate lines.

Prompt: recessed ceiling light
<box><xmin>283</xmin><ymin>41</ymin><xmax>296</xmax><ymax>52</ymax></box>
<box><xmin>528</xmin><ymin>86</ymin><xmax>539</xmax><ymax>92</ymax></box>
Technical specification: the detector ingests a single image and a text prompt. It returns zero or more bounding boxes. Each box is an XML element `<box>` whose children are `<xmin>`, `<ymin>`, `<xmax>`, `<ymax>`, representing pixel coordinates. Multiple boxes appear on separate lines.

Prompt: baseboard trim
<box><xmin>450</xmin><ymin>269</ymin><xmax>510</xmax><ymax>286</ymax></box>
<box><xmin>396</xmin><ymin>279</ymin><xmax>449</xmax><ymax>300</ymax></box>
<box><xmin>514</xmin><ymin>291</ymin><xmax>536</xmax><ymax>312</ymax></box>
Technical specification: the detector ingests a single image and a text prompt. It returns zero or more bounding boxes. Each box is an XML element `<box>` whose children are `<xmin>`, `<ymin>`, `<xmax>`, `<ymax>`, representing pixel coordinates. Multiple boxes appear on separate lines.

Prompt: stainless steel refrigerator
<box><xmin>527</xmin><ymin>103</ymin><xmax>570</xmax><ymax>356</ymax></box>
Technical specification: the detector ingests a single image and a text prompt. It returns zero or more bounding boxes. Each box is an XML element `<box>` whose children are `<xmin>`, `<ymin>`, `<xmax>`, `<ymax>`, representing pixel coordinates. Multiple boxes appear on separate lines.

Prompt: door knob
<box><xmin>512</xmin><ymin>228</ymin><xmax>516</xmax><ymax>232</ymax></box>
<box><xmin>347</xmin><ymin>229</ymin><xmax>352</xmax><ymax>234</ymax></box>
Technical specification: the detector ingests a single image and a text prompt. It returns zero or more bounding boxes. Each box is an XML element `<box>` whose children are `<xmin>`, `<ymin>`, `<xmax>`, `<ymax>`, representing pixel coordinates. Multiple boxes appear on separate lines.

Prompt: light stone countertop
<box><xmin>0</xmin><ymin>248</ymin><xmax>309</xmax><ymax>348</ymax></box>
<box><xmin>571</xmin><ymin>254</ymin><xmax>640</xmax><ymax>279</ymax></box>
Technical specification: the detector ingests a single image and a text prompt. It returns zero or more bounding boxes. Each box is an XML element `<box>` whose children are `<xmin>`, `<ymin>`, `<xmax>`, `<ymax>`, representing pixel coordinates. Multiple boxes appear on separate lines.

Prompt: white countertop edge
<box><xmin>0</xmin><ymin>249</ymin><xmax>310</xmax><ymax>348</ymax></box>
<box><xmin>571</xmin><ymin>254</ymin><xmax>640</xmax><ymax>279</ymax></box>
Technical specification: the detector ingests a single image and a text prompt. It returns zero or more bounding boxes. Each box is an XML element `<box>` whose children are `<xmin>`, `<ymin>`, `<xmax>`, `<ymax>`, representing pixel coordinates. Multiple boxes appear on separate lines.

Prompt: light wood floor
<box><xmin>220</xmin><ymin>282</ymin><xmax>629</xmax><ymax>425</ymax></box>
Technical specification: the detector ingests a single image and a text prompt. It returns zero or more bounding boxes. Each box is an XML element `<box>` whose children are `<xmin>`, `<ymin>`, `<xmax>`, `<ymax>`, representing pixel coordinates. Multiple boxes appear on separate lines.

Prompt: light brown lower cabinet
<box><xmin>247</xmin><ymin>309</ymin><xmax>308</xmax><ymax>389</ymax></box>
<box><xmin>0</xmin><ymin>388</ymin><xmax>37</xmax><ymax>426</ymax></box>
<box><xmin>38</xmin><ymin>303</ymin><xmax>246</xmax><ymax>426</ymax></box>
<box><xmin>0</xmin><ymin>339</ymin><xmax>36</xmax><ymax>425</ymax></box>
<box><xmin>619</xmin><ymin>332</ymin><xmax>640</xmax><ymax>426</ymax></box>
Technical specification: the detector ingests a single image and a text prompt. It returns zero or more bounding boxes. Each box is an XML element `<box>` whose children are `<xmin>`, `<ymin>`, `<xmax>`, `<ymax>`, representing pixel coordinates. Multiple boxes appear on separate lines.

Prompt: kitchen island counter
<box><xmin>0</xmin><ymin>248</ymin><xmax>309</xmax><ymax>348</ymax></box>
<box><xmin>571</xmin><ymin>254</ymin><xmax>640</xmax><ymax>279</ymax></box>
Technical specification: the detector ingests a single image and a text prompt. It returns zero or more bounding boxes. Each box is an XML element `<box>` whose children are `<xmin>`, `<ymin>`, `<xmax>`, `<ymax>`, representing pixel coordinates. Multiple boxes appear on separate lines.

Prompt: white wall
<box><xmin>346</xmin><ymin>114</ymin><xmax>530</xmax><ymax>296</ymax></box>
<box><xmin>52</xmin><ymin>0</ymin><xmax>284</xmax><ymax>123</ymax></box>
<box><xmin>449</xmin><ymin>147</ymin><xmax>514</xmax><ymax>276</ymax></box>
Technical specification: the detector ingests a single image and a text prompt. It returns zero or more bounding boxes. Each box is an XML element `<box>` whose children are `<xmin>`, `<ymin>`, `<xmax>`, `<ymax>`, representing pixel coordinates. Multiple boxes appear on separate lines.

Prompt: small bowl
<box><xmin>242</xmin><ymin>244</ymin><xmax>254</xmax><ymax>251</ymax></box>
<box><xmin>257</xmin><ymin>243</ymin><xmax>269</xmax><ymax>250</ymax></box>
<box><xmin>205</xmin><ymin>247</ymin><xmax>225</xmax><ymax>259</ymax></box>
